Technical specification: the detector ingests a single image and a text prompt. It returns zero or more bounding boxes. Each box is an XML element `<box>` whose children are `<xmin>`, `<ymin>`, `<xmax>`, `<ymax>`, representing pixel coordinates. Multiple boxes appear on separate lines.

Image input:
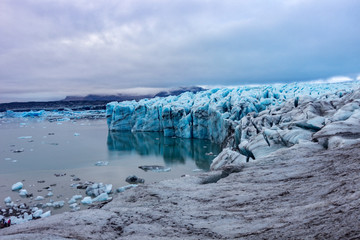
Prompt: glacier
<box><xmin>107</xmin><ymin>81</ymin><xmax>360</xmax><ymax>146</ymax></box>
<box><xmin>0</xmin><ymin>109</ymin><xmax>106</xmax><ymax>121</ymax></box>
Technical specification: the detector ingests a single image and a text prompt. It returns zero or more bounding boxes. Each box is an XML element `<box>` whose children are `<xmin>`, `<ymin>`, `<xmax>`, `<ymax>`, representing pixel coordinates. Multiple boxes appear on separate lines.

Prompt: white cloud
<box><xmin>1</xmin><ymin>0</ymin><xmax>360</xmax><ymax>102</ymax></box>
<box><xmin>309</xmin><ymin>76</ymin><xmax>354</xmax><ymax>84</ymax></box>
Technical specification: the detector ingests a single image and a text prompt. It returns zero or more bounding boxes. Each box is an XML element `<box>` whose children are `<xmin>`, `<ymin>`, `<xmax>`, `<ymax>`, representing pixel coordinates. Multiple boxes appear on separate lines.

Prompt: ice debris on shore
<box><xmin>34</xmin><ymin>196</ymin><xmax>44</xmax><ymax>201</ymax></box>
<box><xmin>85</xmin><ymin>183</ymin><xmax>112</xmax><ymax>197</ymax></box>
<box><xmin>4</xmin><ymin>197</ymin><xmax>12</xmax><ymax>204</ymax></box>
<box><xmin>19</xmin><ymin>189</ymin><xmax>28</xmax><ymax>197</ymax></box>
<box><xmin>116</xmin><ymin>184</ymin><xmax>138</xmax><ymax>193</ymax></box>
<box><xmin>81</xmin><ymin>197</ymin><xmax>92</xmax><ymax>205</ymax></box>
<box><xmin>68</xmin><ymin>195</ymin><xmax>83</xmax><ymax>204</ymax></box>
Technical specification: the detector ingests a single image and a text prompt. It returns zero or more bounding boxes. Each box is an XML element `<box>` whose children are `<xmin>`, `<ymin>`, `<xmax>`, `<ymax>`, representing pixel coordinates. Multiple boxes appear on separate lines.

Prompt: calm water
<box><xmin>0</xmin><ymin>118</ymin><xmax>221</xmax><ymax>214</ymax></box>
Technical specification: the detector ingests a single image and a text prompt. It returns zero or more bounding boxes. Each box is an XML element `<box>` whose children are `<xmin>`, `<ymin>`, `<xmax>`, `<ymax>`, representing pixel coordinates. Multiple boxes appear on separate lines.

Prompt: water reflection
<box><xmin>107</xmin><ymin>131</ymin><xmax>221</xmax><ymax>170</ymax></box>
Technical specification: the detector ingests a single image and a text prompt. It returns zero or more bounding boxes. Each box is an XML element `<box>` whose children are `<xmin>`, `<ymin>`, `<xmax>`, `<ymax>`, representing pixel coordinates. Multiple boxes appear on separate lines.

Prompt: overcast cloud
<box><xmin>0</xmin><ymin>0</ymin><xmax>359</xmax><ymax>102</ymax></box>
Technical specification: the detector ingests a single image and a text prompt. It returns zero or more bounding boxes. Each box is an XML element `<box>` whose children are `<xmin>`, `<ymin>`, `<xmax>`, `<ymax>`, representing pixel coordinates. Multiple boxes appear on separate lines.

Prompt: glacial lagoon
<box><xmin>0</xmin><ymin>118</ymin><xmax>221</xmax><ymax>215</ymax></box>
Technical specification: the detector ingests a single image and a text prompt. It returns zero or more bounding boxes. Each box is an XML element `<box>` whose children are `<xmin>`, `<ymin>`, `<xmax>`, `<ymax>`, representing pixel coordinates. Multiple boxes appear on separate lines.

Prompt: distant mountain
<box><xmin>62</xmin><ymin>94</ymin><xmax>153</xmax><ymax>102</ymax></box>
<box><xmin>154</xmin><ymin>86</ymin><xmax>205</xmax><ymax>97</ymax></box>
<box><xmin>62</xmin><ymin>86</ymin><xmax>206</xmax><ymax>102</ymax></box>
<box><xmin>0</xmin><ymin>86</ymin><xmax>206</xmax><ymax>112</ymax></box>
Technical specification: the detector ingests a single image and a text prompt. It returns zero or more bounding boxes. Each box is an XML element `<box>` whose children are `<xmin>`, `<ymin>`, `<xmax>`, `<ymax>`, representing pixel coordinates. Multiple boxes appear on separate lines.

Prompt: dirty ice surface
<box><xmin>0</xmin><ymin>118</ymin><xmax>221</xmax><ymax>220</ymax></box>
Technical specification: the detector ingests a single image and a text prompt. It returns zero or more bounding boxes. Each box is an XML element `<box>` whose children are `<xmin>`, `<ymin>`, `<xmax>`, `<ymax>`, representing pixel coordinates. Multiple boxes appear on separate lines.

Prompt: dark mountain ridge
<box><xmin>0</xmin><ymin>86</ymin><xmax>205</xmax><ymax>112</ymax></box>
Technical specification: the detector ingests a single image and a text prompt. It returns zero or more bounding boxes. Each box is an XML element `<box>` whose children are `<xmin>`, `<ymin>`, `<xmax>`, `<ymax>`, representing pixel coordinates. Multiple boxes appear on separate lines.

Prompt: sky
<box><xmin>0</xmin><ymin>0</ymin><xmax>359</xmax><ymax>103</ymax></box>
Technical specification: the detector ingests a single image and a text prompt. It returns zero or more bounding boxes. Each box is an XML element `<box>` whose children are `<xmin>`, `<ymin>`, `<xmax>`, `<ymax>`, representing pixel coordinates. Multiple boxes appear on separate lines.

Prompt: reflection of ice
<box><xmin>107</xmin><ymin>131</ymin><xmax>221</xmax><ymax>170</ymax></box>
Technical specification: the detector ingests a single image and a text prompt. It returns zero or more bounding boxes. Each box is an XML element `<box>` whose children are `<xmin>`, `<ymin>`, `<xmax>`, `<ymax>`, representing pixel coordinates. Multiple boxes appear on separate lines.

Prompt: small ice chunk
<box><xmin>12</xmin><ymin>182</ymin><xmax>23</xmax><ymax>191</ymax></box>
<box><xmin>68</xmin><ymin>195</ymin><xmax>82</xmax><ymax>204</ymax></box>
<box><xmin>4</xmin><ymin>158</ymin><xmax>11</xmax><ymax>161</ymax></box>
<box><xmin>94</xmin><ymin>161</ymin><xmax>109</xmax><ymax>166</ymax></box>
<box><xmin>35</xmin><ymin>196</ymin><xmax>44</xmax><ymax>201</ymax></box>
<box><xmin>85</xmin><ymin>183</ymin><xmax>112</xmax><ymax>197</ymax></box>
<box><xmin>18</xmin><ymin>136</ymin><xmax>32</xmax><ymax>139</ymax></box>
<box><xmin>24</xmin><ymin>212</ymin><xmax>32</xmax><ymax>221</ymax></box>
<box><xmin>69</xmin><ymin>203</ymin><xmax>78</xmax><ymax>208</ymax></box>
<box><xmin>19</xmin><ymin>189</ymin><xmax>28</xmax><ymax>196</ymax></box>
<box><xmin>192</xmin><ymin>169</ymin><xmax>203</xmax><ymax>172</ymax></box>
<box><xmin>74</xmin><ymin>132</ymin><xmax>80</xmax><ymax>136</ymax></box>
<box><xmin>4</xmin><ymin>197</ymin><xmax>11</xmax><ymax>203</ymax></box>
<box><xmin>40</xmin><ymin>210</ymin><xmax>51</xmax><ymax>218</ymax></box>
<box><xmin>81</xmin><ymin>196</ymin><xmax>92</xmax><ymax>205</ymax></box>
<box><xmin>69</xmin><ymin>203</ymin><xmax>80</xmax><ymax>212</ymax></box>
<box><xmin>44</xmin><ymin>202</ymin><xmax>53</xmax><ymax>207</ymax></box>
<box><xmin>106</xmin><ymin>184</ymin><xmax>112</xmax><ymax>194</ymax></box>
<box><xmin>52</xmin><ymin>201</ymin><xmax>65</xmax><ymax>208</ymax></box>
<box><xmin>116</xmin><ymin>184</ymin><xmax>138</xmax><ymax>193</ymax></box>
<box><xmin>32</xmin><ymin>209</ymin><xmax>43</xmax><ymax>218</ymax></box>
<box><xmin>92</xmin><ymin>193</ymin><xmax>112</xmax><ymax>202</ymax></box>
<box><xmin>46</xmin><ymin>192</ymin><xmax>54</xmax><ymax>197</ymax></box>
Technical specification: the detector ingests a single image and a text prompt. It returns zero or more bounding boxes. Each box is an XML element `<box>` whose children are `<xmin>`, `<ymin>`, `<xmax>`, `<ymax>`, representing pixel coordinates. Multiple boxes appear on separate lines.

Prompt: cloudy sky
<box><xmin>0</xmin><ymin>0</ymin><xmax>359</xmax><ymax>103</ymax></box>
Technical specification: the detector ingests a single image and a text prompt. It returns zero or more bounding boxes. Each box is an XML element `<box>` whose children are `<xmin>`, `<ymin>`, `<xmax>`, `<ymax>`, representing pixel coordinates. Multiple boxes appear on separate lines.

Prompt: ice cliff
<box><xmin>107</xmin><ymin>81</ymin><xmax>360</xmax><ymax>157</ymax></box>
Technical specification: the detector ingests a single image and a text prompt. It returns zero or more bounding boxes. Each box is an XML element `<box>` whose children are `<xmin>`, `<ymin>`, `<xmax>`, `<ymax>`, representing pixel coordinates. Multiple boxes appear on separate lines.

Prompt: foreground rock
<box><xmin>1</xmin><ymin>140</ymin><xmax>360</xmax><ymax>239</ymax></box>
